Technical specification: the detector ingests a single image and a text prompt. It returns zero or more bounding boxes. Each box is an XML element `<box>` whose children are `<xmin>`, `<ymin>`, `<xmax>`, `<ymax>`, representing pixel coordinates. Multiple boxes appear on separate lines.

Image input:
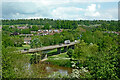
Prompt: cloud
<box><xmin>2</xmin><ymin>2</ymin><xmax>118</xmax><ymax>20</ymax></box>
<box><xmin>98</xmin><ymin>4</ymin><xmax>101</xmax><ymax>8</ymax></box>
<box><xmin>2</xmin><ymin>2</ymin><xmax>52</xmax><ymax>19</ymax></box>
<box><xmin>51</xmin><ymin>7</ymin><xmax>84</xmax><ymax>20</ymax></box>
<box><xmin>2</xmin><ymin>0</ymin><xmax>119</xmax><ymax>2</ymax></box>
<box><xmin>84</xmin><ymin>4</ymin><xmax>100</xmax><ymax>17</ymax></box>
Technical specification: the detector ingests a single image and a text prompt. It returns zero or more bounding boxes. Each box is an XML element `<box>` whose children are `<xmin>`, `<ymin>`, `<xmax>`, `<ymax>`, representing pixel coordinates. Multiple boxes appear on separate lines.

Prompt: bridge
<box><xmin>21</xmin><ymin>41</ymin><xmax>79</xmax><ymax>54</ymax></box>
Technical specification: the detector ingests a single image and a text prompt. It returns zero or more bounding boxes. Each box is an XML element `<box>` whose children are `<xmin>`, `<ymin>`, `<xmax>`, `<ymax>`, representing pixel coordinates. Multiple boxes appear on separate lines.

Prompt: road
<box><xmin>21</xmin><ymin>41</ymin><xmax>79</xmax><ymax>54</ymax></box>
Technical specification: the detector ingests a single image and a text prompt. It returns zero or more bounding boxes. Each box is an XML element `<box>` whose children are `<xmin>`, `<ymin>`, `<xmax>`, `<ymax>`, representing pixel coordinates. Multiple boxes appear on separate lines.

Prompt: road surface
<box><xmin>21</xmin><ymin>41</ymin><xmax>79</xmax><ymax>54</ymax></box>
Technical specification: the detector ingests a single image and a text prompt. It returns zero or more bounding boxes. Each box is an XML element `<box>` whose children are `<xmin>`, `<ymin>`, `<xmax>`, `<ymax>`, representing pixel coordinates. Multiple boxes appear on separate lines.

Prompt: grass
<box><xmin>46</xmin><ymin>52</ymin><xmax>71</xmax><ymax>67</ymax></box>
<box><xmin>47</xmin><ymin>47</ymin><xmax>65</xmax><ymax>56</ymax></box>
<box><xmin>16</xmin><ymin>45</ymin><xmax>31</xmax><ymax>50</ymax></box>
<box><xmin>48</xmin><ymin>52</ymin><xmax>69</xmax><ymax>58</ymax></box>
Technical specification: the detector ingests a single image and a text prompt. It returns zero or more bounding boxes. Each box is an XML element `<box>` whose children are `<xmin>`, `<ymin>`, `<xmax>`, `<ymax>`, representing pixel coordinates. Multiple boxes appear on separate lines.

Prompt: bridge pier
<box><xmin>44</xmin><ymin>54</ymin><xmax>47</xmax><ymax>59</ymax></box>
<box><xmin>71</xmin><ymin>45</ymin><xmax>74</xmax><ymax>49</ymax></box>
<box><xmin>68</xmin><ymin>45</ymin><xmax>75</xmax><ymax>49</ymax></box>
<box><xmin>64</xmin><ymin>46</ymin><xmax>68</xmax><ymax>52</ymax></box>
<box><xmin>57</xmin><ymin>48</ymin><xmax>61</xmax><ymax>54</ymax></box>
<box><xmin>68</xmin><ymin>46</ymin><xmax>72</xmax><ymax>49</ymax></box>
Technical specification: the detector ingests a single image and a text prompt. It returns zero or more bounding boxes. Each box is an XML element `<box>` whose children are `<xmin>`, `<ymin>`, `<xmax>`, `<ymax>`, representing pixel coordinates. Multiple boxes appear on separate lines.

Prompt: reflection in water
<box><xmin>24</xmin><ymin>63</ymin><xmax>33</xmax><ymax>76</ymax></box>
<box><xmin>24</xmin><ymin>62</ymin><xmax>72</xmax><ymax>78</ymax></box>
<box><xmin>46</xmin><ymin>66</ymin><xmax>52</xmax><ymax>73</ymax></box>
<box><xmin>58</xmin><ymin>69</ymin><xmax>68</xmax><ymax>76</ymax></box>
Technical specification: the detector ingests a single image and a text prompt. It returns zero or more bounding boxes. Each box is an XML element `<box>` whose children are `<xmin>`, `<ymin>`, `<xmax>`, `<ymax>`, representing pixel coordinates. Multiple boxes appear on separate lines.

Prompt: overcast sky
<box><xmin>1</xmin><ymin>0</ymin><xmax>119</xmax><ymax>20</ymax></box>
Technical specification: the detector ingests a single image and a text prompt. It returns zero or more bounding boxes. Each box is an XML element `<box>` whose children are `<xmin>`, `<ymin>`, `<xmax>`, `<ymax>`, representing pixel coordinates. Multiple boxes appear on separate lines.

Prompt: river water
<box><xmin>24</xmin><ymin>62</ymin><xmax>72</xmax><ymax>78</ymax></box>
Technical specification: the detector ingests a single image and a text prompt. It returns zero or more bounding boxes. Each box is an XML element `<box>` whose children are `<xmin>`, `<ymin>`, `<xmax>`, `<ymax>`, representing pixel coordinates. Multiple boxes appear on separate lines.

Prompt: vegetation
<box><xmin>46</xmin><ymin>53</ymin><xmax>71</xmax><ymax>67</ymax></box>
<box><xmin>16</xmin><ymin>45</ymin><xmax>30</xmax><ymax>50</ymax></box>
<box><xmin>30</xmin><ymin>38</ymin><xmax>42</xmax><ymax>48</ymax></box>
<box><xmin>2</xmin><ymin>18</ymin><xmax>119</xmax><ymax>79</ymax></box>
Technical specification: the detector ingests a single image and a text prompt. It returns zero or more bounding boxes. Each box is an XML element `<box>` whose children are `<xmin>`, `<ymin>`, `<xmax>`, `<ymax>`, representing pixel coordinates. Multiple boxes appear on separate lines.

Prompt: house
<box><xmin>9</xmin><ymin>25</ymin><xmax>14</xmax><ymax>28</ymax></box>
<box><xmin>38</xmin><ymin>30</ymin><xmax>41</xmax><ymax>32</ymax></box>
<box><xmin>48</xmin><ymin>30</ymin><xmax>53</xmax><ymax>33</ymax></box>
<box><xmin>49</xmin><ymin>33</ymin><xmax>54</xmax><ymax>35</ymax></box>
<box><xmin>17</xmin><ymin>26</ymin><xmax>28</xmax><ymax>29</ymax></box>
<box><xmin>20</xmin><ymin>34</ymin><xmax>33</xmax><ymax>37</ymax></box>
<box><xmin>37</xmin><ymin>30</ymin><xmax>43</xmax><ymax>33</ymax></box>
<box><xmin>31</xmin><ymin>31</ymin><xmax>37</xmax><ymax>33</ymax></box>
<box><xmin>10</xmin><ymin>32</ymin><xmax>19</xmax><ymax>36</ymax></box>
<box><xmin>59</xmin><ymin>29</ymin><xmax>63</xmax><ymax>32</ymax></box>
<box><xmin>43</xmin><ymin>30</ymin><xmax>48</xmax><ymax>33</ymax></box>
<box><xmin>115</xmin><ymin>32</ymin><xmax>119</xmax><ymax>35</ymax></box>
<box><xmin>24</xmin><ymin>37</ymin><xmax>31</xmax><ymax>44</ymax></box>
<box><xmin>53</xmin><ymin>30</ymin><xmax>59</xmax><ymax>33</ymax></box>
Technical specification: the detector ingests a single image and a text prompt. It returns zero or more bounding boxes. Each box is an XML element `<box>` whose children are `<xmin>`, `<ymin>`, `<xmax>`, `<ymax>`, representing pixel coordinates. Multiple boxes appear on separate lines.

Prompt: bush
<box><xmin>67</xmin><ymin>49</ymin><xmax>74</xmax><ymax>58</ymax></box>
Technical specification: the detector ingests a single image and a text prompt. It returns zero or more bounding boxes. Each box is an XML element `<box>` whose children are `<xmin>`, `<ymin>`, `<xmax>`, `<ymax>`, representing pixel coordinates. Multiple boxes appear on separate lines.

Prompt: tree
<box><xmin>30</xmin><ymin>38</ymin><xmax>42</xmax><ymax>48</ymax></box>
<box><xmin>21</xmin><ymin>29</ymin><xmax>30</xmax><ymax>34</ymax></box>
<box><xmin>11</xmin><ymin>37</ymin><xmax>23</xmax><ymax>47</ymax></box>
<box><xmin>2</xmin><ymin>46</ymin><xmax>16</xmax><ymax>78</ymax></box>
<box><xmin>67</xmin><ymin>49</ymin><xmax>74</xmax><ymax>58</ymax></box>
<box><xmin>44</xmin><ymin>23</ymin><xmax>50</xmax><ymax>30</ymax></box>
<box><xmin>56</xmin><ymin>20</ymin><xmax>61</xmax><ymax>29</ymax></box>
<box><xmin>31</xmin><ymin>25</ymin><xmax>39</xmax><ymax>31</ymax></box>
<box><xmin>2</xmin><ymin>34</ymin><xmax>14</xmax><ymax>48</ymax></box>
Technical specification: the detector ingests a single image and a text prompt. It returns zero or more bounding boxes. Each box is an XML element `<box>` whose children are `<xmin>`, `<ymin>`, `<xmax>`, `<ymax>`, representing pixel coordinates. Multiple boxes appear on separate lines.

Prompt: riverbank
<box><xmin>24</xmin><ymin>48</ymin><xmax>72</xmax><ymax>68</ymax></box>
<box><xmin>45</xmin><ymin>52</ymin><xmax>71</xmax><ymax>67</ymax></box>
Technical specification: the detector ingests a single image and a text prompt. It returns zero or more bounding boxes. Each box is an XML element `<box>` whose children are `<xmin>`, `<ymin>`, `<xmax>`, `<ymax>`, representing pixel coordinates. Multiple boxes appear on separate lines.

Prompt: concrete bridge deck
<box><xmin>21</xmin><ymin>41</ymin><xmax>79</xmax><ymax>54</ymax></box>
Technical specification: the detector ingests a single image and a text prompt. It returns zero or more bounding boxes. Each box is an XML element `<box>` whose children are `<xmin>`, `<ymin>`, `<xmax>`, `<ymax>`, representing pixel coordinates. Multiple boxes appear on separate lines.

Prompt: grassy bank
<box><xmin>46</xmin><ymin>52</ymin><xmax>71</xmax><ymax>67</ymax></box>
<box><xmin>16</xmin><ymin>45</ymin><xmax>30</xmax><ymax>50</ymax></box>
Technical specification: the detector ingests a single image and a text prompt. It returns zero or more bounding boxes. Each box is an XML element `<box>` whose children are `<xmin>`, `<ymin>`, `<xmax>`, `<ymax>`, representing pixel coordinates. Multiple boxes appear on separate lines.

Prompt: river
<box><xmin>24</xmin><ymin>62</ymin><xmax>72</xmax><ymax>78</ymax></box>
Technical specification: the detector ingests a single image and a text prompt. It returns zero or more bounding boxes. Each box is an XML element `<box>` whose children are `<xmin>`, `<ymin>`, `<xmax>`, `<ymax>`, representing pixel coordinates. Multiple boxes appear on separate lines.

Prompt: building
<box><xmin>49</xmin><ymin>30</ymin><xmax>53</xmax><ymax>33</ymax></box>
<box><xmin>9</xmin><ymin>25</ymin><xmax>14</xmax><ymax>28</ymax></box>
<box><xmin>59</xmin><ymin>29</ymin><xmax>63</xmax><ymax>32</ymax></box>
<box><xmin>17</xmin><ymin>26</ymin><xmax>28</xmax><ymax>29</ymax></box>
<box><xmin>20</xmin><ymin>34</ymin><xmax>33</xmax><ymax>37</ymax></box>
<box><xmin>24</xmin><ymin>37</ymin><xmax>31</xmax><ymax>44</ymax></box>
<box><xmin>31</xmin><ymin>31</ymin><xmax>37</xmax><ymax>33</ymax></box>
<box><xmin>10</xmin><ymin>32</ymin><xmax>19</xmax><ymax>36</ymax></box>
<box><xmin>53</xmin><ymin>30</ymin><xmax>59</xmax><ymax>33</ymax></box>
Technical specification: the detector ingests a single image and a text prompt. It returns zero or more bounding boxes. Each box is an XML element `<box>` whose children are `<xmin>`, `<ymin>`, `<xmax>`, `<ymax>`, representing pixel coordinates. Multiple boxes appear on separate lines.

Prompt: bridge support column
<box><xmin>44</xmin><ymin>54</ymin><xmax>47</xmax><ymax>59</ymax></box>
<box><xmin>64</xmin><ymin>46</ymin><xmax>67</xmax><ymax>52</ymax></box>
<box><xmin>71</xmin><ymin>45</ymin><xmax>74</xmax><ymax>49</ymax></box>
<box><xmin>68</xmin><ymin>46</ymin><xmax>72</xmax><ymax>49</ymax></box>
<box><xmin>57</xmin><ymin>48</ymin><xmax>61</xmax><ymax>54</ymax></box>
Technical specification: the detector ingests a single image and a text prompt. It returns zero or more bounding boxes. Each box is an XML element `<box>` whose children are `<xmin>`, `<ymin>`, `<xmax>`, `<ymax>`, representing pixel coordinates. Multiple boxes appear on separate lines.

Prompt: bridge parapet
<box><xmin>21</xmin><ymin>41</ymin><xmax>79</xmax><ymax>54</ymax></box>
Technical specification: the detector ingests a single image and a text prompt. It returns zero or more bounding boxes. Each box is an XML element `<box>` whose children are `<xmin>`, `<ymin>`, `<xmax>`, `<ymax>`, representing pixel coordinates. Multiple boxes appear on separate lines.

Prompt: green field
<box><xmin>16</xmin><ymin>45</ymin><xmax>30</xmax><ymax>50</ymax></box>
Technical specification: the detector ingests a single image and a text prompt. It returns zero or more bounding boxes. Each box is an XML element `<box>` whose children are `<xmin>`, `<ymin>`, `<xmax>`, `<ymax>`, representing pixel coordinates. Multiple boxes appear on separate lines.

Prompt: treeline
<box><xmin>2</xmin><ymin>18</ymin><xmax>119</xmax><ymax>31</ymax></box>
<box><xmin>64</xmin><ymin>30</ymin><xmax>119</xmax><ymax>79</ymax></box>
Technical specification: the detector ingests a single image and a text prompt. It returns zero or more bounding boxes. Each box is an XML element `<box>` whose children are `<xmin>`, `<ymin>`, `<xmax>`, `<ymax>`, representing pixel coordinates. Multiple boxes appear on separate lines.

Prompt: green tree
<box><xmin>67</xmin><ymin>49</ymin><xmax>74</xmax><ymax>58</ymax></box>
<box><xmin>31</xmin><ymin>25</ymin><xmax>39</xmax><ymax>31</ymax></box>
<box><xmin>44</xmin><ymin>23</ymin><xmax>50</xmax><ymax>30</ymax></box>
<box><xmin>2</xmin><ymin>46</ymin><xmax>16</xmax><ymax>78</ymax></box>
<box><xmin>21</xmin><ymin>29</ymin><xmax>30</xmax><ymax>34</ymax></box>
<box><xmin>30</xmin><ymin>38</ymin><xmax>42</xmax><ymax>48</ymax></box>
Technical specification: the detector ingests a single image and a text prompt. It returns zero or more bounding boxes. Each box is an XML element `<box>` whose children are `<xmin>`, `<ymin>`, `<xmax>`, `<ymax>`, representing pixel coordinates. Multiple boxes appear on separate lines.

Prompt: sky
<box><xmin>1</xmin><ymin>0</ymin><xmax>120</xmax><ymax>20</ymax></box>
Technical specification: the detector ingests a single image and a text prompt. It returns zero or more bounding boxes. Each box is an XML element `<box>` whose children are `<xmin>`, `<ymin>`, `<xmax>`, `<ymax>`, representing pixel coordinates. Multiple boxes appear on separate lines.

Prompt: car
<box><xmin>75</xmin><ymin>40</ymin><xmax>77</xmax><ymax>43</ymax></box>
<box><xmin>64</xmin><ymin>40</ymin><xmax>70</xmax><ymax>44</ymax></box>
